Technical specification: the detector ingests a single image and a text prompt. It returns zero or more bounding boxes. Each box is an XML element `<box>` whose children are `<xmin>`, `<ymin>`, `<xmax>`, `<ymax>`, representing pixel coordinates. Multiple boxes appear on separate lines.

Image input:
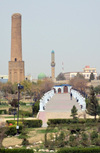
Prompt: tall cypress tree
<box><xmin>70</xmin><ymin>105</ymin><xmax>78</xmax><ymax>119</ymax></box>
<box><xmin>89</xmin><ymin>72</ymin><xmax>95</xmax><ymax>81</ymax></box>
<box><xmin>87</xmin><ymin>86</ymin><xmax>99</xmax><ymax>120</ymax></box>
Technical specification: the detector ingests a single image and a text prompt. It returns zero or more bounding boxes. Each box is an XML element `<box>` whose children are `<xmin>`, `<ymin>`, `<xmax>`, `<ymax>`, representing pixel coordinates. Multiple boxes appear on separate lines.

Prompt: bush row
<box><xmin>0</xmin><ymin>109</ymin><xmax>7</xmax><ymax>114</ymax></box>
<box><xmin>6</xmin><ymin>119</ymin><xmax>42</xmax><ymax>136</ymax></box>
<box><xmin>0</xmin><ymin>102</ymin><xmax>8</xmax><ymax>105</ymax></box>
<box><xmin>0</xmin><ymin>149</ymin><xmax>34</xmax><ymax>153</ymax></box>
<box><xmin>47</xmin><ymin>118</ymin><xmax>100</xmax><ymax>126</ymax></box>
<box><xmin>23</xmin><ymin>120</ymin><xmax>42</xmax><ymax>128</ymax></box>
<box><xmin>57</xmin><ymin>147</ymin><xmax>100</xmax><ymax>153</ymax></box>
<box><xmin>6</xmin><ymin>119</ymin><xmax>42</xmax><ymax>127</ymax></box>
<box><xmin>8</xmin><ymin>109</ymin><xmax>32</xmax><ymax>117</ymax></box>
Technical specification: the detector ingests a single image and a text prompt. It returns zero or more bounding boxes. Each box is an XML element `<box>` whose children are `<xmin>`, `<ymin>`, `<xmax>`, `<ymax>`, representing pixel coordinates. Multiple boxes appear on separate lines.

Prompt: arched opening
<box><xmin>64</xmin><ymin>86</ymin><xmax>68</xmax><ymax>93</ymax></box>
<box><xmin>15</xmin><ymin>58</ymin><xmax>17</xmax><ymax>62</ymax></box>
<box><xmin>58</xmin><ymin>88</ymin><xmax>61</xmax><ymax>94</ymax></box>
<box><xmin>53</xmin><ymin>88</ymin><xmax>56</xmax><ymax>93</ymax></box>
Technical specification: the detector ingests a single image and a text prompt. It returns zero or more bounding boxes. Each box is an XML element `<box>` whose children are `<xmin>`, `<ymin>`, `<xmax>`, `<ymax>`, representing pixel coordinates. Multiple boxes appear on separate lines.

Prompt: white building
<box><xmin>0</xmin><ymin>75</ymin><xmax>8</xmax><ymax>83</ymax></box>
<box><xmin>64</xmin><ymin>66</ymin><xmax>97</xmax><ymax>80</ymax></box>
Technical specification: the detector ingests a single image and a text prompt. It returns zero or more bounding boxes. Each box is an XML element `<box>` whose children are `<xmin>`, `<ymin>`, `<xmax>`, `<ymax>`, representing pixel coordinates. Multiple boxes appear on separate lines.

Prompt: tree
<box><xmin>70</xmin><ymin>105</ymin><xmax>78</xmax><ymax>119</ymax></box>
<box><xmin>89</xmin><ymin>72</ymin><xmax>95</xmax><ymax>81</ymax></box>
<box><xmin>1</xmin><ymin>82</ymin><xmax>13</xmax><ymax>95</ymax></box>
<box><xmin>76</xmin><ymin>72</ymin><xmax>85</xmax><ymax>79</ymax></box>
<box><xmin>97</xmin><ymin>105</ymin><xmax>100</xmax><ymax>118</ymax></box>
<box><xmin>56</xmin><ymin>73</ymin><xmax>66</xmax><ymax>81</ymax></box>
<box><xmin>9</xmin><ymin>99</ymin><xmax>18</xmax><ymax>108</ymax></box>
<box><xmin>21</xmin><ymin>125</ymin><xmax>29</xmax><ymax>146</ymax></box>
<box><xmin>97</xmin><ymin>75</ymin><xmax>100</xmax><ymax>80</ymax></box>
<box><xmin>21</xmin><ymin>80</ymin><xmax>32</xmax><ymax>95</ymax></box>
<box><xmin>0</xmin><ymin>122</ymin><xmax>8</xmax><ymax>148</ymax></box>
<box><xmin>70</xmin><ymin>74</ymin><xmax>87</xmax><ymax>96</ymax></box>
<box><xmin>94</xmin><ymin>85</ymin><xmax>100</xmax><ymax>95</ymax></box>
<box><xmin>86</xmin><ymin>86</ymin><xmax>99</xmax><ymax>120</ymax></box>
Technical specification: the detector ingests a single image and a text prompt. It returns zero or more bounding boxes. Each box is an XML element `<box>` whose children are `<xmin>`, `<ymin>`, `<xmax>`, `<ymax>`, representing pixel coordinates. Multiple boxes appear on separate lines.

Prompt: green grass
<box><xmin>36</xmin><ymin>128</ymin><xmax>58</xmax><ymax>134</ymax></box>
<box><xmin>0</xmin><ymin>105</ymin><xmax>9</xmax><ymax>108</ymax></box>
<box><xmin>4</xmin><ymin>115</ymin><xmax>31</xmax><ymax>118</ymax></box>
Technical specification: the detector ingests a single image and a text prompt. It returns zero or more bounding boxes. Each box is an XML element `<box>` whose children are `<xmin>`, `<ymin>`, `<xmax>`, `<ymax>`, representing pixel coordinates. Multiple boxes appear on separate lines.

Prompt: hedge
<box><xmin>47</xmin><ymin>118</ymin><xmax>100</xmax><ymax>126</ymax></box>
<box><xmin>6</xmin><ymin>120</ymin><xmax>17</xmax><ymax>125</ymax></box>
<box><xmin>0</xmin><ymin>109</ymin><xmax>7</xmax><ymax>114</ymax></box>
<box><xmin>57</xmin><ymin>147</ymin><xmax>100</xmax><ymax>153</ymax></box>
<box><xmin>8</xmin><ymin>108</ymin><xmax>17</xmax><ymax>115</ymax></box>
<box><xmin>6</xmin><ymin>125</ymin><xmax>23</xmax><ymax>136</ymax></box>
<box><xmin>23</xmin><ymin>120</ymin><xmax>42</xmax><ymax>128</ymax></box>
<box><xmin>6</xmin><ymin>119</ymin><xmax>42</xmax><ymax>128</ymax></box>
<box><xmin>0</xmin><ymin>149</ymin><xmax>34</xmax><ymax>153</ymax></box>
<box><xmin>19</xmin><ymin>110</ymin><xmax>32</xmax><ymax>117</ymax></box>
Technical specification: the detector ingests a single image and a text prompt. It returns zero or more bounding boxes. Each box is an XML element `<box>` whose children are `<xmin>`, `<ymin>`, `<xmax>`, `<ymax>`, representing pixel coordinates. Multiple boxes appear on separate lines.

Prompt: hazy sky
<box><xmin>0</xmin><ymin>0</ymin><xmax>100</xmax><ymax>79</ymax></box>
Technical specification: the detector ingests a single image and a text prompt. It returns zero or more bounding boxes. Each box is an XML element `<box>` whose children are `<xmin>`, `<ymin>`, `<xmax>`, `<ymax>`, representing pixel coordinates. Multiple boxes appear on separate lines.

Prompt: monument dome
<box><xmin>38</xmin><ymin>73</ymin><xmax>46</xmax><ymax>80</ymax></box>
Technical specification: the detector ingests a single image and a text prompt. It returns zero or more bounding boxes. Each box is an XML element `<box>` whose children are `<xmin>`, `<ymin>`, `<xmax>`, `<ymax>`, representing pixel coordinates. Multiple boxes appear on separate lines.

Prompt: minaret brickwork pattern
<box><xmin>8</xmin><ymin>13</ymin><xmax>25</xmax><ymax>84</ymax></box>
<box><xmin>51</xmin><ymin>50</ymin><xmax>55</xmax><ymax>80</ymax></box>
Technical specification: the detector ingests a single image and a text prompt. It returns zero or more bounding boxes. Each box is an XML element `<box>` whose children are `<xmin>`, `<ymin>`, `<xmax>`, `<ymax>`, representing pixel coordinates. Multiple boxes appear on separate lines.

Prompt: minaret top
<box><xmin>12</xmin><ymin>13</ymin><xmax>21</xmax><ymax>18</ymax></box>
<box><xmin>51</xmin><ymin>50</ymin><xmax>54</xmax><ymax>53</ymax></box>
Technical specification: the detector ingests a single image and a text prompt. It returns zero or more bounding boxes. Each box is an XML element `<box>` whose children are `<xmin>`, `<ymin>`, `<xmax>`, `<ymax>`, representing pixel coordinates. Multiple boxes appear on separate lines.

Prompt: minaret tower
<box><xmin>8</xmin><ymin>13</ymin><xmax>25</xmax><ymax>84</ymax></box>
<box><xmin>51</xmin><ymin>50</ymin><xmax>55</xmax><ymax>80</ymax></box>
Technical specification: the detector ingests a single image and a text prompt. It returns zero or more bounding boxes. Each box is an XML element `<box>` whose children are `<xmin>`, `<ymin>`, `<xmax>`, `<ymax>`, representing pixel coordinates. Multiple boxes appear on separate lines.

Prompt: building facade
<box><xmin>64</xmin><ymin>66</ymin><xmax>97</xmax><ymax>80</ymax></box>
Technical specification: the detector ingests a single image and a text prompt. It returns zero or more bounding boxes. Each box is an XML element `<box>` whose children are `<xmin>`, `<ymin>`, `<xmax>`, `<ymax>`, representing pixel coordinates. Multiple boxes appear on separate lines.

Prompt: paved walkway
<box><xmin>38</xmin><ymin>93</ymin><xmax>83</xmax><ymax>127</ymax></box>
<box><xmin>45</xmin><ymin>93</ymin><xmax>82</xmax><ymax>112</ymax></box>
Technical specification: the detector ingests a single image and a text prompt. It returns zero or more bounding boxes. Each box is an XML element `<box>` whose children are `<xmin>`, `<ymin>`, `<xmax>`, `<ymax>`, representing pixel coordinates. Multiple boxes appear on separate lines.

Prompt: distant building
<box><xmin>64</xmin><ymin>66</ymin><xmax>97</xmax><ymax>80</ymax></box>
<box><xmin>0</xmin><ymin>75</ymin><xmax>8</xmax><ymax>83</ymax></box>
<box><xmin>25</xmin><ymin>75</ymin><xmax>32</xmax><ymax>81</ymax></box>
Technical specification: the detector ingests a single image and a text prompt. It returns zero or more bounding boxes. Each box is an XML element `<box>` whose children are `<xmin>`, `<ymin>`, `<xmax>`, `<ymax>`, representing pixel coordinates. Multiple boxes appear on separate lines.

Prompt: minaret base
<box><xmin>8</xmin><ymin>61</ymin><xmax>24</xmax><ymax>84</ymax></box>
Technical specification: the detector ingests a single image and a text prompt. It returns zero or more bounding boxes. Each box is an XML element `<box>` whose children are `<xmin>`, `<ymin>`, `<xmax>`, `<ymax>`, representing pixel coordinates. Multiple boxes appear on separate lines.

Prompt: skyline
<box><xmin>0</xmin><ymin>0</ymin><xmax>100</xmax><ymax>79</ymax></box>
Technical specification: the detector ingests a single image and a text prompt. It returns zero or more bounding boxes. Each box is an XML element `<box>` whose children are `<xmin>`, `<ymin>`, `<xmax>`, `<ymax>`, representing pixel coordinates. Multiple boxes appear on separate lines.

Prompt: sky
<box><xmin>0</xmin><ymin>0</ymin><xmax>100</xmax><ymax>79</ymax></box>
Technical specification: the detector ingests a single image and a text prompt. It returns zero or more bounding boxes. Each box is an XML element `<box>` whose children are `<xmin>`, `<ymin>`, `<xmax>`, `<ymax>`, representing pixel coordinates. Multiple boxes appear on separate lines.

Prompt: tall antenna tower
<box><xmin>62</xmin><ymin>62</ymin><xmax>64</xmax><ymax>73</ymax></box>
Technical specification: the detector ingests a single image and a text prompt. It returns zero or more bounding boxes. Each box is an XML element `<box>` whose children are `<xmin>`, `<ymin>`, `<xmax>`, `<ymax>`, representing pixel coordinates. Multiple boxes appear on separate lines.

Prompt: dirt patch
<box><xmin>3</xmin><ymin>137</ymin><xmax>22</xmax><ymax>147</ymax></box>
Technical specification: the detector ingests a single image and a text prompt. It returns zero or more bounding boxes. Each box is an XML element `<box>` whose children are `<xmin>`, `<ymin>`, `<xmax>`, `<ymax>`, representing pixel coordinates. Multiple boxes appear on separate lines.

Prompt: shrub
<box><xmin>8</xmin><ymin>108</ymin><xmax>17</xmax><ymax>115</ymax></box>
<box><xmin>0</xmin><ymin>109</ymin><xmax>7</xmax><ymax>114</ymax></box>
<box><xmin>92</xmin><ymin>137</ymin><xmax>100</xmax><ymax>146</ymax></box>
<box><xmin>90</xmin><ymin>130</ymin><xmax>98</xmax><ymax>141</ymax></box>
<box><xmin>0</xmin><ymin>149</ymin><xmax>34</xmax><ymax>153</ymax></box>
<box><xmin>19</xmin><ymin>101</ymin><xmax>26</xmax><ymax>105</ymax></box>
<box><xmin>47</xmin><ymin>118</ymin><xmax>100</xmax><ymax>126</ymax></box>
<box><xmin>32</xmin><ymin>101</ymin><xmax>39</xmax><ymax>114</ymax></box>
<box><xmin>23</xmin><ymin>120</ymin><xmax>42</xmax><ymax>128</ymax></box>
<box><xmin>57</xmin><ymin>147</ymin><xmax>100</xmax><ymax>153</ymax></box>
<box><xmin>6</xmin><ymin>119</ymin><xmax>42</xmax><ymax>128</ymax></box>
<box><xmin>22</xmin><ymin>138</ymin><xmax>29</xmax><ymax>146</ymax></box>
<box><xmin>68</xmin><ymin>135</ymin><xmax>79</xmax><ymax>147</ymax></box>
<box><xmin>6</xmin><ymin>125</ymin><xmax>22</xmax><ymax>136</ymax></box>
<box><xmin>81</xmin><ymin>132</ymin><xmax>90</xmax><ymax>146</ymax></box>
<box><xmin>6</xmin><ymin>120</ymin><xmax>16</xmax><ymax>125</ymax></box>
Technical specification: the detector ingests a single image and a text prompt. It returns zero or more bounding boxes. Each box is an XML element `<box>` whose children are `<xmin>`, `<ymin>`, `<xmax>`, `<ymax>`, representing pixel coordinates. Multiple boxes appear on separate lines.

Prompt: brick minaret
<box><xmin>51</xmin><ymin>50</ymin><xmax>55</xmax><ymax>80</ymax></box>
<box><xmin>8</xmin><ymin>13</ymin><xmax>25</xmax><ymax>84</ymax></box>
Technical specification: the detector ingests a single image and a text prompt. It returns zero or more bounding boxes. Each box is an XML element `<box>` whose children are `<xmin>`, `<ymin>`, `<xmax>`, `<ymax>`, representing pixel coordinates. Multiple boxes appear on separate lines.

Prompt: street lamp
<box><xmin>16</xmin><ymin>83</ymin><xmax>24</xmax><ymax>135</ymax></box>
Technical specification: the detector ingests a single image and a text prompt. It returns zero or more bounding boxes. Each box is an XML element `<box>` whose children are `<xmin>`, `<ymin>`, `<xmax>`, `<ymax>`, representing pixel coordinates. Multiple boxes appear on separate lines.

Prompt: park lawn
<box><xmin>20</xmin><ymin>105</ymin><xmax>32</xmax><ymax>112</ymax></box>
<box><xmin>2</xmin><ymin>127</ymin><xmax>59</xmax><ymax>148</ymax></box>
<box><xmin>0</xmin><ymin>104</ymin><xmax>32</xmax><ymax>115</ymax></box>
<box><xmin>2</xmin><ymin>127</ymin><xmax>49</xmax><ymax>147</ymax></box>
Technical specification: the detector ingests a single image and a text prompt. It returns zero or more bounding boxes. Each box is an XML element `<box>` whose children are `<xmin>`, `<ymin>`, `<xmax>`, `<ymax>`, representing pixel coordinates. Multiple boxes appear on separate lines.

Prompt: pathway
<box><xmin>38</xmin><ymin>93</ymin><xmax>83</xmax><ymax>127</ymax></box>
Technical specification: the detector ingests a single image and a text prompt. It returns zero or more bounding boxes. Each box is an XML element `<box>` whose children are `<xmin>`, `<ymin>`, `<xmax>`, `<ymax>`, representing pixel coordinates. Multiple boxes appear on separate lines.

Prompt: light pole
<box><xmin>16</xmin><ymin>83</ymin><xmax>24</xmax><ymax>135</ymax></box>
